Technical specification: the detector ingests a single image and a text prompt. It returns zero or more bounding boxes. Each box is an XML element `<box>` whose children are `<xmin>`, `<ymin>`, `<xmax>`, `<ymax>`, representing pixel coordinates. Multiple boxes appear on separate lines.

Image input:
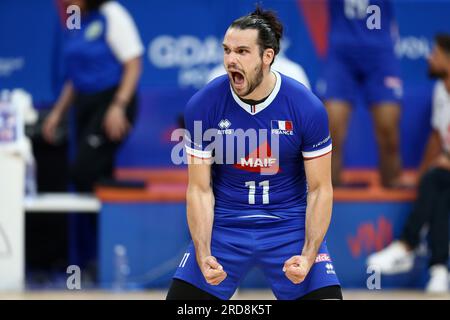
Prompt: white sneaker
<box><xmin>366</xmin><ymin>241</ymin><xmax>414</xmax><ymax>274</ymax></box>
<box><xmin>426</xmin><ymin>265</ymin><xmax>449</xmax><ymax>294</ymax></box>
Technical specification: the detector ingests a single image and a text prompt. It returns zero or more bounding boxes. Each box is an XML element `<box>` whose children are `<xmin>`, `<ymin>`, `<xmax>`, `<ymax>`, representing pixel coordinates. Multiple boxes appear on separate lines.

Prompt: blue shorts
<box><xmin>319</xmin><ymin>46</ymin><xmax>402</xmax><ymax>106</ymax></box>
<box><xmin>173</xmin><ymin>216</ymin><xmax>340</xmax><ymax>300</ymax></box>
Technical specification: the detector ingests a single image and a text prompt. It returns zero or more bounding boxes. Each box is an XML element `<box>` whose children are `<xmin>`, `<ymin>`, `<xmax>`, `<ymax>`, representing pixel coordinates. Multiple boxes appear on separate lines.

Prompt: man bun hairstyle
<box><xmin>230</xmin><ymin>5</ymin><xmax>283</xmax><ymax>65</ymax></box>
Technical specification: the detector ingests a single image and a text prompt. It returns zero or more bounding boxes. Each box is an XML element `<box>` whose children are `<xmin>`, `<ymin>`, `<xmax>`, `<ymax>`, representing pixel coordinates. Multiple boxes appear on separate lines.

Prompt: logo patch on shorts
<box><xmin>315</xmin><ymin>253</ymin><xmax>331</xmax><ymax>263</ymax></box>
<box><xmin>325</xmin><ymin>263</ymin><xmax>336</xmax><ymax>275</ymax></box>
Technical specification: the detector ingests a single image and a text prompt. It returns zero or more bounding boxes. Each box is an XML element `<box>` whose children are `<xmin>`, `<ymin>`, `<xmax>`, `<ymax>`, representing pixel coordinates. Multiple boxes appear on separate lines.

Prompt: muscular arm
<box><xmin>283</xmin><ymin>152</ymin><xmax>333</xmax><ymax>284</ymax></box>
<box><xmin>302</xmin><ymin>153</ymin><xmax>334</xmax><ymax>260</ymax></box>
<box><xmin>185</xmin><ymin>156</ymin><xmax>227</xmax><ymax>285</ymax></box>
<box><xmin>186</xmin><ymin>156</ymin><xmax>215</xmax><ymax>260</ymax></box>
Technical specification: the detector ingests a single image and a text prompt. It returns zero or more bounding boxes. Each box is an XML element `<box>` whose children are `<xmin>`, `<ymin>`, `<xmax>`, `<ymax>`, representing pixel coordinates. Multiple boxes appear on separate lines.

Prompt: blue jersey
<box><xmin>184</xmin><ymin>71</ymin><xmax>332</xmax><ymax>220</ymax></box>
<box><xmin>63</xmin><ymin>10</ymin><xmax>122</xmax><ymax>93</ymax></box>
<box><xmin>176</xmin><ymin>72</ymin><xmax>340</xmax><ymax>299</ymax></box>
<box><xmin>329</xmin><ymin>0</ymin><xmax>397</xmax><ymax>49</ymax></box>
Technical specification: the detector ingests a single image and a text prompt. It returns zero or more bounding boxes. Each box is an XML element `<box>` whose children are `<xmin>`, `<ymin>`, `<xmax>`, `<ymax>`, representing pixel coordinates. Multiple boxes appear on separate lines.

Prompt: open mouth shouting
<box><xmin>229</xmin><ymin>70</ymin><xmax>246</xmax><ymax>91</ymax></box>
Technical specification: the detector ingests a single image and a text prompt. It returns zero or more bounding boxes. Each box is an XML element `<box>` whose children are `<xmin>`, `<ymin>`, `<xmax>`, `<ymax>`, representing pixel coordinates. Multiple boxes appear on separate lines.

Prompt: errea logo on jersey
<box><xmin>218</xmin><ymin>119</ymin><xmax>234</xmax><ymax>135</ymax></box>
<box><xmin>219</xmin><ymin>119</ymin><xmax>231</xmax><ymax>129</ymax></box>
<box><xmin>271</xmin><ymin>120</ymin><xmax>293</xmax><ymax>135</ymax></box>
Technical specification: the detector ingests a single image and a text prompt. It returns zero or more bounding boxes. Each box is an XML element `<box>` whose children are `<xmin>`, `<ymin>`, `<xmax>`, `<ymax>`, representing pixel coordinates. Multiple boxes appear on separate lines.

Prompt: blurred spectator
<box><xmin>41</xmin><ymin>0</ymin><xmax>143</xmax><ymax>281</ymax></box>
<box><xmin>318</xmin><ymin>0</ymin><xmax>403</xmax><ymax>188</ymax></box>
<box><xmin>43</xmin><ymin>0</ymin><xmax>143</xmax><ymax>192</ymax></box>
<box><xmin>367</xmin><ymin>34</ymin><xmax>450</xmax><ymax>293</ymax></box>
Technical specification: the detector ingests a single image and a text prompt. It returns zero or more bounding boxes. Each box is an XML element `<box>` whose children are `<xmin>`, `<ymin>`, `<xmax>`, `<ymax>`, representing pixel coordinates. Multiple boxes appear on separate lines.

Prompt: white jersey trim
<box><xmin>185</xmin><ymin>145</ymin><xmax>212</xmax><ymax>159</ymax></box>
<box><xmin>230</xmin><ymin>70</ymin><xmax>282</xmax><ymax>115</ymax></box>
<box><xmin>302</xmin><ymin>144</ymin><xmax>332</xmax><ymax>159</ymax></box>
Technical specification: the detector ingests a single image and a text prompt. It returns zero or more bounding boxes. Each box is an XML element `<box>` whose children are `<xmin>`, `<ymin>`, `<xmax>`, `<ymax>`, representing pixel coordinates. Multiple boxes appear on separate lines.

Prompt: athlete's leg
<box><xmin>325</xmin><ymin>100</ymin><xmax>352</xmax><ymax>186</ymax></box>
<box><xmin>365</xmin><ymin>47</ymin><xmax>403</xmax><ymax>188</ymax></box>
<box><xmin>166</xmin><ymin>278</ymin><xmax>220</xmax><ymax>300</ymax></box>
<box><xmin>320</xmin><ymin>49</ymin><xmax>357</xmax><ymax>186</ymax></box>
<box><xmin>371</xmin><ymin>102</ymin><xmax>402</xmax><ymax>188</ymax></box>
<box><xmin>295</xmin><ymin>285</ymin><xmax>343</xmax><ymax>300</ymax></box>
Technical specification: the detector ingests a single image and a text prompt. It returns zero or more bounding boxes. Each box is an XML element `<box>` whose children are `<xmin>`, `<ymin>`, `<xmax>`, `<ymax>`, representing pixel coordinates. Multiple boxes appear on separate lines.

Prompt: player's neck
<box><xmin>241</xmin><ymin>70</ymin><xmax>276</xmax><ymax>101</ymax></box>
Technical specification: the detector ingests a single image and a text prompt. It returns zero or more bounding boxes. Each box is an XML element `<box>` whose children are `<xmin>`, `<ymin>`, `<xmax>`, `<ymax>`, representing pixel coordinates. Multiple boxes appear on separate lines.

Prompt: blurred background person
<box><xmin>42</xmin><ymin>0</ymin><xmax>143</xmax><ymax>279</ymax></box>
<box><xmin>43</xmin><ymin>0</ymin><xmax>143</xmax><ymax>192</ymax></box>
<box><xmin>367</xmin><ymin>34</ymin><xmax>450</xmax><ymax>293</ymax></box>
<box><xmin>319</xmin><ymin>0</ymin><xmax>403</xmax><ymax>188</ymax></box>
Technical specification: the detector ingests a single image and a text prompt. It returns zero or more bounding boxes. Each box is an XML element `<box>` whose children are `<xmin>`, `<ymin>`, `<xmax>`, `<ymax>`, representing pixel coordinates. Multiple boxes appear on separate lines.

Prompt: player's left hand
<box><xmin>103</xmin><ymin>104</ymin><xmax>130</xmax><ymax>142</ymax></box>
<box><xmin>283</xmin><ymin>255</ymin><xmax>314</xmax><ymax>285</ymax></box>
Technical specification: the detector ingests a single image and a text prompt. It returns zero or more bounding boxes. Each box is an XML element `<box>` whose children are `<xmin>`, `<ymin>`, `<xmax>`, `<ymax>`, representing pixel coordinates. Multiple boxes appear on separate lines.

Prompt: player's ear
<box><xmin>263</xmin><ymin>48</ymin><xmax>275</xmax><ymax>66</ymax></box>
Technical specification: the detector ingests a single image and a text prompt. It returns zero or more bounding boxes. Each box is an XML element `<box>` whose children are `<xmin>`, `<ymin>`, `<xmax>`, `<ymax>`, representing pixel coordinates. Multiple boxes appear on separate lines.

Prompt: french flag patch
<box><xmin>271</xmin><ymin>120</ymin><xmax>293</xmax><ymax>131</ymax></box>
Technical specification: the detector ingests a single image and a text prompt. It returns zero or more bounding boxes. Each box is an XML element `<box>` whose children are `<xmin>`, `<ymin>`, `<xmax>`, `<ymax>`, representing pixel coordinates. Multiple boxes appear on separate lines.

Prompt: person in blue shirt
<box><xmin>166</xmin><ymin>7</ymin><xmax>341</xmax><ymax>300</ymax></box>
<box><xmin>318</xmin><ymin>0</ymin><xmax>403</xmax><ymax>188</ymax></box>
<box><xmin>43</xmin><ymin>0</ymin><xmax>143</xmax><ymax>192</ymax></box>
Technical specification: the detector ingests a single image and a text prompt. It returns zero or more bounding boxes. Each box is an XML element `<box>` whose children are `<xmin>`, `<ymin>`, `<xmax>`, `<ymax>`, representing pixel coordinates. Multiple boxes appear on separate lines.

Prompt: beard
<box><xmin>229</xmin><ymin>62</ymin><xmax>264</xmax><ymax>97</ymax></box>
<box><xmin>242</xmin><ymin>63</ymin><xmax>264</xmax><ymax>97</ymax></box>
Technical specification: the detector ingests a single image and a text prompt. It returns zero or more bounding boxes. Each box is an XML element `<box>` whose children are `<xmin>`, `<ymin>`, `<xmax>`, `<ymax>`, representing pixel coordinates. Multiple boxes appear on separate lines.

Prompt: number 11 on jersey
<box><xmin>245</xmin><ymin>180</ymin><xmax>270</xmax><ymax>204</ymax></box>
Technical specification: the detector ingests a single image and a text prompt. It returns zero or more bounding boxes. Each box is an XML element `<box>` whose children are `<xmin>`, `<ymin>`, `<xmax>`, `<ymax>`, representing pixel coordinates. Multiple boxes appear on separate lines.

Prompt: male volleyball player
<box><xmin>167</xmin><ymin>7</ymin><xmax>341</xmax><ymax>300</ymax></box>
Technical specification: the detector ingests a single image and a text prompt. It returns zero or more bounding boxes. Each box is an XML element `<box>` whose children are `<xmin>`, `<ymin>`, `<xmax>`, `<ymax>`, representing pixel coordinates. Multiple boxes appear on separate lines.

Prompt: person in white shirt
<box><xmin>367</xmin><ymin>34</ymin><xmax>450</xmax><ymax>293</ymax></box>
<box><xmin>43</xmin><ymin>0</ymin><xmax>143</xmax><ymax>191</ymax></box>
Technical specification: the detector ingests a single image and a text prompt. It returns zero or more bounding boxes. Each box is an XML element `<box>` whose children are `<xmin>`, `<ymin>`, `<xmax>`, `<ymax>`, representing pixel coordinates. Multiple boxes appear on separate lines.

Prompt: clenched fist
<box><xmin>283</xmin><ymin>255</ymin><xmax>314</xmax><ymax>284</ymax></box>
<box><xmin>198</xmin><ymin>256</ymin><xmax>227</xmax><ymax>286</ymax></box>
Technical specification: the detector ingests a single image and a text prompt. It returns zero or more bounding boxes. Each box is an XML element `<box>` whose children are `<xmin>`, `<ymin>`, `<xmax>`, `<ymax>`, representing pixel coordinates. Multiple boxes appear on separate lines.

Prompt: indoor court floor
<box><xmin>1</xmin><ymin>289</ymin><xmax>449</xmax><ymax>300</ymax></box>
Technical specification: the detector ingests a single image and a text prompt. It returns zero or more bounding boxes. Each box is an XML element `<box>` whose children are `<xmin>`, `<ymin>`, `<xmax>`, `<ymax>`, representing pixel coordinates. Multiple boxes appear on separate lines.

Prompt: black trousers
<box><xmin>401</xmin><ymin>167</ymin><xmax>450</xmax><ymax>266</ymax></box>
<box><xmin>68</xmin><ymin>87</ymin><xmax>137</xmax><ymax>273</ymax></box>
<box><xmin>72</xmin><ymin>86</ymin><xmax>137</xmax><ymax>192</ymax></box>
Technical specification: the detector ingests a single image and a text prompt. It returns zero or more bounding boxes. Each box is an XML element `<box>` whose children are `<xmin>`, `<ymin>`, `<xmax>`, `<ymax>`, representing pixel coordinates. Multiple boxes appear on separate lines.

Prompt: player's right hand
<box><xmin>199</xmin><ymin>256</ymin><xmax>227</xmax><ymax>286</ymax></box>
<box><xmin>283</xmin><ymin>255</ymin><xmax>313</xmax><ymax>285</ymax></box>
<box><xmin>42</xmin><ymin>110</ymin><xmax>61</xmax><ymax>144</ymax></box>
